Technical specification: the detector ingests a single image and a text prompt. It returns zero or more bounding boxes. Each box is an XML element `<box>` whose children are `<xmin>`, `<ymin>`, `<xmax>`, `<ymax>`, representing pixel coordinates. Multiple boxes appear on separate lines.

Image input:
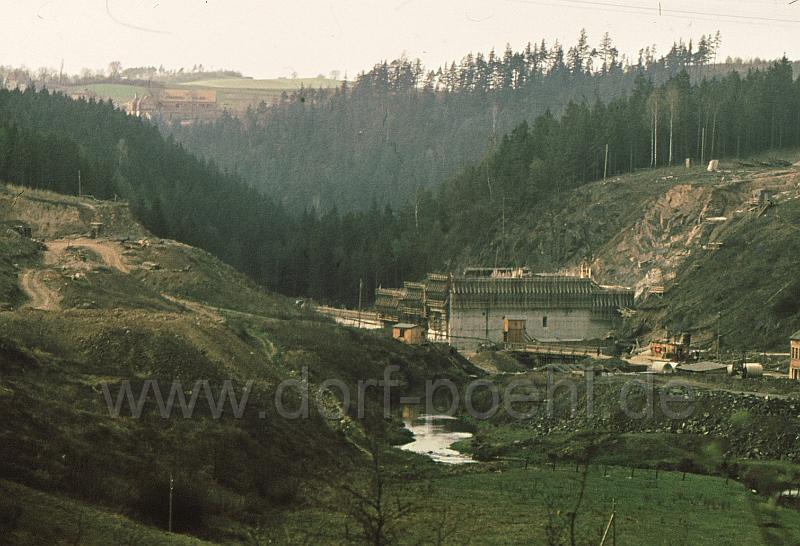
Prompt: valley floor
<box><xmin>270</xmin><ymin>462</ymin><xmax>800</xmax><ymax>545</ymax></box>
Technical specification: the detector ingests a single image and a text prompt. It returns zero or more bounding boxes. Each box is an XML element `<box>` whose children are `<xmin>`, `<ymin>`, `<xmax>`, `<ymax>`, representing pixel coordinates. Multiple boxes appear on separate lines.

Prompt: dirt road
<box><xmin>45</xmin><ymin>238</ymin><xmax>130</xmax><ymax>273</ymax></box>
<box><xmin>19</xmin><ymin>269</ymin><xmax>61</xmax><ymax>311</ymax></box>
<box><xmin>17</xmin><ymin>238</ymin><xmax>131</xmax><ymax>312</ymax></box>
<box><xmin>161</xmin><ymin>294</ymin><xmax>224</xmax><ymax>323</ymax></box>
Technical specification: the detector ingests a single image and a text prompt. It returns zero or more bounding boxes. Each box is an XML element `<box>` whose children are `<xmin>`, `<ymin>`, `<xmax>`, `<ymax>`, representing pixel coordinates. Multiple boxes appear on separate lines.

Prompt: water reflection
<box><xmin>398</xmin><ymin>409</ymin><xmax>475</xmax><ymax>464</ymax></box>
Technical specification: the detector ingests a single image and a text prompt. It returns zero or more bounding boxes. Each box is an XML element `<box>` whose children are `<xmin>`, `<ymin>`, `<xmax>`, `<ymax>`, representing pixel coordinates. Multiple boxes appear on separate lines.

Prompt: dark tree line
<box><xmin>0</xmin><ymin>86</ymin><xmax>290</xmax><ymax>288</ymax></box>
<box><xmin>167</xmin><ymin>31</ymin><xmax>783</xmax><ymax>212</ymax></box>
<box><xmin>432</xmin><ymin>59</ymin><xmax>800</xmax><ymax>257</ymax></box>
<box><xmin>1</xmin><ymin>56</ymin><xmax>799</xmax><ymax>309</ymax></box>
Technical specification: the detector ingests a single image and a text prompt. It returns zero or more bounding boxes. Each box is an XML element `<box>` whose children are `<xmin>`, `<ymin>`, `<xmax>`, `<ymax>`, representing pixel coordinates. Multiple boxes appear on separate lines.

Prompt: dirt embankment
<box><xmin>593</xmin><ymin>169</ymin><xmax>800</xmax><ymax>295</ymax></box>
<box><xmin>468</xmin><ymin>163</ymin><xmax>800</xmax><ymax>348</ymax></box>
<box><xmin>18</xmin><ymin>238</ymin><xmax>131</xmax><ymax>311</ymax></box>
<box><xmin>0</xmin><ymin>184</ymin><xmax>149</xmax><ymax>240</ymax></box>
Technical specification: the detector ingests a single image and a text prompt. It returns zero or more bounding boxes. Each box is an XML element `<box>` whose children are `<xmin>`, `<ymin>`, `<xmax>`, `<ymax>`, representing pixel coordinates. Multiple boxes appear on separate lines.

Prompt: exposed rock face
<box><xmin>465</xmin><ymin>165</ymin><xmax>800</xmax><ymax>348</ymax></box>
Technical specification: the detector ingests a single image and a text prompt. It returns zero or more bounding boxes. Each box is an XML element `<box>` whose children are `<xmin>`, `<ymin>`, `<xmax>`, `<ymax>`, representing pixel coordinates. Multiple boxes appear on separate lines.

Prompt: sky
<box><xmin>2</xmin><ymin>0</ymin><xmax>799</xmax><ymax>79</ymax></box>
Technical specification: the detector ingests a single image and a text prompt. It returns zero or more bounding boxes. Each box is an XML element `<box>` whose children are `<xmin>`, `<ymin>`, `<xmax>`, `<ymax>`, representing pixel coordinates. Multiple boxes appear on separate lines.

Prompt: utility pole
<box><xmin>716</xmin><ymin>311</ymin><xmax>722</xmax><ymax>362</ymax></box>
<box><xmin>168</xmin><ymin>472</ymin><xmax>174</xmax><ymax>533</ymax></box>
<box><xmin>603</xmin><ymin>143</ymin><xmax>609</xmax><ymax>180</ymax></box>
<box><xmin>502</xmin><ymin>196</ymin><xmax>506</xmax><ymax>238</ymax></box>
<box><xmin>77</xmin><ymin>169</ymin><xmax>82</xmax><ymax>197</ymax></box>
<box><xmin>357</xmin><ymin>278</ymin><xmax>363</xmax><ymax>329</ymax></box>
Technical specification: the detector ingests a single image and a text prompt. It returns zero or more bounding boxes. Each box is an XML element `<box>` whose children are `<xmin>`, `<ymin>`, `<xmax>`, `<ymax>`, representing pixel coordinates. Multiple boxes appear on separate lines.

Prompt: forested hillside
<box><xmin>168</xmin><ymin>31</ymin><xmax>798</xmax><ymax>212</ymax></box>
<box><xmin>0</xmin><ymin>87</ymin><xmax>421</xmax><ymax>302</ymax></box>
<box><xmin>427</xmin><ymin>58</ymin><xmax>800</xmax><ymax>263</ymax></box>
<box><xmin>2</xmin><ymin>57</ymin><xmax>799</xmax><ymax>310</ymax></box>
<box><xmin>269</xmin><ymin>58</ymin><xmax>800</xmax><ymax>307</ymax></box>
<box><xmin>0</xmin><ymin>87</ymin><xmax>300</xmax><ymax>287</ymax></box>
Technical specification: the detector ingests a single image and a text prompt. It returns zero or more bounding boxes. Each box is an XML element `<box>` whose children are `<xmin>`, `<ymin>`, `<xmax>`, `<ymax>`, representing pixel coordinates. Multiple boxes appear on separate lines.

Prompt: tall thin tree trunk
<box><xmin>701</xmin><ymin>126</ymin><xmax>706</xmax><ymax>165</ymax></box>
<box><xmin>654</xmin><ymin>103</ymin><xmax>659</xmax><ymax>167</ymax></box>
<box><xmin>650</xmin><ymin>113</ymin><xmax>655</xmax><ymax>168</ymax></box>
<box><xmin>669</xmin><ymin>110</ymin><xmax>674</xmax><ymax>166</ymax></box>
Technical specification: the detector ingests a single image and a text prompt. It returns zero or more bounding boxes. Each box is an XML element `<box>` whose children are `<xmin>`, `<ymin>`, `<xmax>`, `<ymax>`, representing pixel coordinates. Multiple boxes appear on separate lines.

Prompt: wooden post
<box><xmin>357</xmin><ymin>278</ymin><xmax>363</xmax><ymax>329</ymax></box>
<box><xmin>168</xmin><ymin>472</ymin><xmax>174</xmax><ymax>533</ymax></box>
<box><xmin>599</xmin><ymin>498</ymin><xmax>617</xmax><ymax>546</ymax></box>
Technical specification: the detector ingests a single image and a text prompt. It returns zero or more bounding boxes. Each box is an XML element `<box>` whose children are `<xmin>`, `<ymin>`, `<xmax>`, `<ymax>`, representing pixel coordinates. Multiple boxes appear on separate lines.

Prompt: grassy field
<box><xmin>64</xmin><ymin>83</ymin><xmax>151</xmax><ymax>104</ymax></box>
<box><xmin>271</xmin><ymin>462</ymin><xmax>800</xmax><ymax>545</ymax></box>
<box><xmin>58</xmin><ymin>77</ymin><xmax>340</xmax><ymax>113</ymax></box>
<box><xmin>178</xmin><ymin>77</ymin><xmax>340</xmax><ymax>90</ymax></box>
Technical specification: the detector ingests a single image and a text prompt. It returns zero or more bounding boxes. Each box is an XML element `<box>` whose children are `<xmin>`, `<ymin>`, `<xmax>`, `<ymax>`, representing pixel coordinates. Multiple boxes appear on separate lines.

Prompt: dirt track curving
<box><xmin>45</xmin><ymin>238</ymin><xmax>130</xmax><ymax>273</ymax></box>
<box><xmin>19</xmin><ymin>269</ymin><xmax>61</xmax><ymax>311</ymax></box>
<box><xmin>18</xmin><ymin>238</ymin><xmax>131</xmax><ymax>311</ymax></box>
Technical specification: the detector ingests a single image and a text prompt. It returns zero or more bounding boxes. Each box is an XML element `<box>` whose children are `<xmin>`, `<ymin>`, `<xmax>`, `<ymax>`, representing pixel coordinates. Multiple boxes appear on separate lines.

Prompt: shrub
<box><xmin>0</xmin><ymin>495</ymin><xmax>22</xmax><ymax>535</ymax></box>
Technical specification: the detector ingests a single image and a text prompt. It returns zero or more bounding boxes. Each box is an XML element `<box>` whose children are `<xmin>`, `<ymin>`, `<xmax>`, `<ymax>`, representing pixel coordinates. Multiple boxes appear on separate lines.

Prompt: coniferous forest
<box><xmin>168</xmin><ymin>32</ymin><xmax>796</xmax><ymax>211</ymax></box>
<box><xmin>1</xmin><ymin>38</ymin><xmax>799</xmax><ymax>308</ymax></box>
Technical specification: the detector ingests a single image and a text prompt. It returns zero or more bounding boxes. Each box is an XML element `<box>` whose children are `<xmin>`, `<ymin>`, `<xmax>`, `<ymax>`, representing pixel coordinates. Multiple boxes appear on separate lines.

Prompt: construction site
<box><xmin>372</xmin><ymin>266</ymin><xmax>633</xmax><ymax>350</ymax></box>
<box><xmin>311</xmin><ymin>159</ymin><xmax>800</xmax><ymax>383</ymax></box>
<box><xmin>3</xmin><ymin>159</ymin><xmax>800</xmax><ymax>545</ymax></box>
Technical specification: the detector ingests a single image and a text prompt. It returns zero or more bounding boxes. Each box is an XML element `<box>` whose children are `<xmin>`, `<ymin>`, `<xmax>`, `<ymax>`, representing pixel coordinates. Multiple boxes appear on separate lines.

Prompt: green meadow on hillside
<box><xmin>270</xmin><ymin>462</ymin><xmax>800</xmax><ymax>545</ymax></box>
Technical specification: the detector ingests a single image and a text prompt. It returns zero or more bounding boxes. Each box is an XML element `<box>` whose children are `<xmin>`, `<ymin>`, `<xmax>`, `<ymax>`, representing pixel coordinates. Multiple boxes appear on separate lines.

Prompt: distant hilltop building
<box><xmin>126</xmin><ymin>88</ymin><xmax>219</xmax><ymax>124</ymax></box>
<box><xmin>375</xmin><ymin>266</ymin><xmax>633</xmax><ymax>350</ymax></box>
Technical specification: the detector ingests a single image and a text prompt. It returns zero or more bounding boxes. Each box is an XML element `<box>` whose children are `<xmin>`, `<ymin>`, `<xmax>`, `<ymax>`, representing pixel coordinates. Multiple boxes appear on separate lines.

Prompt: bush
<box><xmin>0</xmin><ymin>495</ymin><xmax>22</xmax><ymax>535</ymax></box>
<box><xmin>741</xmin><ymin>464</ymin><xmax>793</xmax><ymax>497</ymax></box>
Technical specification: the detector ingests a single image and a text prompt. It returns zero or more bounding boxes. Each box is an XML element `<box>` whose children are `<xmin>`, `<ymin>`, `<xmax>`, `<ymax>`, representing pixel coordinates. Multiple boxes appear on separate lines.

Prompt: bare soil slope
<box><xmin>473</xmin><ymin>159</ymin><xmax>800</xmax><ymax>349</ymax></box>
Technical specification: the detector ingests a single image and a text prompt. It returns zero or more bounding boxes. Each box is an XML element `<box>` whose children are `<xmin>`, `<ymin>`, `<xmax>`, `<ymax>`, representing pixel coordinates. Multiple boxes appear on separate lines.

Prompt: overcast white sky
<box><xmin>2</xmin><ymin>0</ymin><xmax>799</xmax><ymax>78</ymax></box>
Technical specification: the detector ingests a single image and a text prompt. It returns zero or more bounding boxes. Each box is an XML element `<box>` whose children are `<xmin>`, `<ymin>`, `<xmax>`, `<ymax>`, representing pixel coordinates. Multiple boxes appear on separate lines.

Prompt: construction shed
<box><xmin>90</xmin><ymin>222</ymin><xmax>104</xmax><ymax>239</ymax></box>
<box><xmin>650</xmin><ymin>333</ymin><xmax>692</xmax><ymax>361</ymax></box>
<box><xmin>392</xmin><ymin>323</ymin><xmax>425</xmax><ymax>345</ymax></box>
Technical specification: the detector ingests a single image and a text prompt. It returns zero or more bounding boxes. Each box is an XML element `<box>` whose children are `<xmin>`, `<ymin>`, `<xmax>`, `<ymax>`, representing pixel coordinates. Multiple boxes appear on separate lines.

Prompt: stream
<box><xmin>398</xmin><ymin>414</ymin><xmax>476</xmax><ymax>464</ymax></box>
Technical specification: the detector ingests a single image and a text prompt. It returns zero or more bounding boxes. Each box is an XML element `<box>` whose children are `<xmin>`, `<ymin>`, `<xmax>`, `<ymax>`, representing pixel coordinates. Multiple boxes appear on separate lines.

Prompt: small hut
<box><xmin>392</xmin><ymin>323</ymin><xmax>425</xmax><ymax>345</ymax></box>
<box><xmin>90</xmin><ymin>222</ymin><xmax>104</xmax><ymax>239</ymax></box>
